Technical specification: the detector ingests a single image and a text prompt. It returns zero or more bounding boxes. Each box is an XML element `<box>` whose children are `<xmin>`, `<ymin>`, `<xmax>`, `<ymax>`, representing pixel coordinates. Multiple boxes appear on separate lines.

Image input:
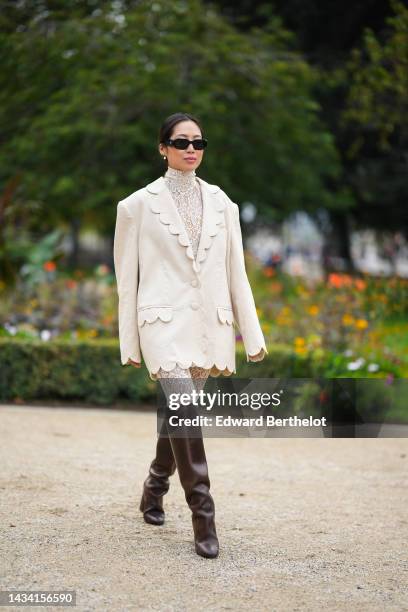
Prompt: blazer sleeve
<box><xmin>227</xmin><ymin>199</ymin><xmax>268</xmax><ymax>363</ymax></box>
<box><xmin>113</xmin><ymin>200</ymin><xmax>141</xmax><ymax>366</ymax></box>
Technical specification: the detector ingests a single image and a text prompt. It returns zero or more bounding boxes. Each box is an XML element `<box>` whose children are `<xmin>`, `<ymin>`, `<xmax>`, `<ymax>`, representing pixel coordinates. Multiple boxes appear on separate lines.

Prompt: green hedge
<box><xmin>0</xmin><ymin>338</ymin><xmax>327</xmax><ymax>405</ymax></box>
<box><xmin>1</xmin><ymin>339</ymin><xmax>405</xmax><ymax>425</ymax></box>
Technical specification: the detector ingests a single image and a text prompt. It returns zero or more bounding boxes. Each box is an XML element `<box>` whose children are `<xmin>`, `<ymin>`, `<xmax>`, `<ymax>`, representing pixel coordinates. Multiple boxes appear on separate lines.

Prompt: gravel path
<box><xmin>1</xmin><ymin>404</ymin><xmax>407</xmax><ymax>612</ymax></box>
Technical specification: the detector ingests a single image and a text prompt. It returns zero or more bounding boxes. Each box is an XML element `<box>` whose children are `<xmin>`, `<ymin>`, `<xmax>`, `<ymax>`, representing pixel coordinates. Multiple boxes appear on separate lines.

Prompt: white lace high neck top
<box><xmin>164</xmin><ymin>166</ymin><xmax>203</xmax><ymax>259</ymax></box>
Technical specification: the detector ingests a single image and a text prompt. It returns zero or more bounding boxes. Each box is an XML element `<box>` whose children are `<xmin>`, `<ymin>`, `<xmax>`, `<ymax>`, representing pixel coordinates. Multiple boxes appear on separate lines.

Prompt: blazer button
<box><xmin>191</xmin><ymin>279</ymin><xmax>198</xmax><ymax>287</ymax></box>
<box><xmin>191</xmin><ymin>301</ymin><xmax>200</xmax><ymax>310</ymax></box>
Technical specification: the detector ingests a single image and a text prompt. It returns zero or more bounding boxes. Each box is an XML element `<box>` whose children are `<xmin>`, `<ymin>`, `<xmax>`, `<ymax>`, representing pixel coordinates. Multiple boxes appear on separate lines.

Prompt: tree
<box><xmin>0</xmin><ymin>0</ymin><xmax>349</xmax><ymax>277</ymax></box>
<box><xmin>337</xmin><ymin>0</ymin><xmax>408</xmax><ymax>235</ymax></box>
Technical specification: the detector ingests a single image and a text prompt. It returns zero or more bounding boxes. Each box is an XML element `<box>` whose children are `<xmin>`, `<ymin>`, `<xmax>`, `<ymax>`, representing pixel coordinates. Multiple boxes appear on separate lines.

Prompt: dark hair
<box><xmin>158</xmin><ymin>112</ymin><xmax>203</xmax><ymax>145</ymax></box>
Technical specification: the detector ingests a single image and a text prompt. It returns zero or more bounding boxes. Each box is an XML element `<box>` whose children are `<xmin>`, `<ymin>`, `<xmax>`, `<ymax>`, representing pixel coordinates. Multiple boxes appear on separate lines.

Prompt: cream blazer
<box><xmin>113</xmin><ymin>174</ymin><xmax>268</xmax><ymax>381</ymax></box>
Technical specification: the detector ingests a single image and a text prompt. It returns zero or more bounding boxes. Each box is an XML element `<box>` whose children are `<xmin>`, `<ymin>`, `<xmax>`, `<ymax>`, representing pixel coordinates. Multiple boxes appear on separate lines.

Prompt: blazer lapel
<box><xmin>195</xmin><ymin>177</ymin><xmax>226</xmax><ymax>273</ymax></box>
<box><xmin>146</xmin><ymin>175</ymin><xmax>226</xmax><ymax>274</ymax></box>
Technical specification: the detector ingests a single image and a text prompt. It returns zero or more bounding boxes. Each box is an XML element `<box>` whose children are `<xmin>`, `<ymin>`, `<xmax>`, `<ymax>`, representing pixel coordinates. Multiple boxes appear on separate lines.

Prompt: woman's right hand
<box><xmin>127</xmin><ymin>358</ymin><xmax>142</xmax><ymax>368</ymax></box>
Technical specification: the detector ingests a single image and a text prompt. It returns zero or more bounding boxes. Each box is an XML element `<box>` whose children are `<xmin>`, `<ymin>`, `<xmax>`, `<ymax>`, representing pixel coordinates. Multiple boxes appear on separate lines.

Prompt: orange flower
<box><xmin>354</xmin><ymin>278</ymin><xmax>366</xmax><ymax>291</ymax></box>
<box><xmin>342</xmin><ymin>313</ymin><xmax>354</xmax><ymax>326</ymax></box>
<box><xmin>263</xmin><ymin>267</ymin><xmax>275</xmax><ymax>278</ymax></box>
<box><xmin>294</xmin><ymin>346</ymin><xmax>308</xmax><ymax>355</ymax></box>
<box><xmin>355</xmin><ymin>319</ymin><xmax>368</xmax><ymax>330</ymax></box>
<box><xmin>308</xmin><ymin>305</ymin><xmax>319</xmax><ymax>316</ymax></box>
<box><xmin>328</xmin><ymin>273</ymin><xmax>355</xmax><ymax>288</ymax></box>
<box><xmin>328</xmin><ymin>273</ymin><xmax>342</xmax><ymax>288</ymax></box>
<box><xmin>43</xmin><ymin>260</ymin><xmax>56</xmax><ymax>272</ymax></box>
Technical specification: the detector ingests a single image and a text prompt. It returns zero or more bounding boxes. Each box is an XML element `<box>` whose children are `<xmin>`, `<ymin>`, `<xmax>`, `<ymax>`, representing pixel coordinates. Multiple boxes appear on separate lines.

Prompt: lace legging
<box><xmin>156</xmin><ymin>364</ymin><xmax>211</xmax><ymax>404</ymax></box>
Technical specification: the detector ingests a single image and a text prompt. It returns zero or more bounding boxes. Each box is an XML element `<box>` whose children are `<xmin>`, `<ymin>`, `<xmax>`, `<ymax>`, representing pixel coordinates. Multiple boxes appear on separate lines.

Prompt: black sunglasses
<box><xmin>164</xmin><ymin>138</ymin><xmax>208</xmax><ymax>150</ymax></box>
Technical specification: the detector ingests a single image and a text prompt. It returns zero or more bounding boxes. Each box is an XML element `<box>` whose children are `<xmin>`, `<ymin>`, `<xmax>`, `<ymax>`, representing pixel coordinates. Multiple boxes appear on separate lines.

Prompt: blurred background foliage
<box><xmin>1</xmin><ymin>0</ymin><xmax>407</xmax><ymax>280</ymax></box>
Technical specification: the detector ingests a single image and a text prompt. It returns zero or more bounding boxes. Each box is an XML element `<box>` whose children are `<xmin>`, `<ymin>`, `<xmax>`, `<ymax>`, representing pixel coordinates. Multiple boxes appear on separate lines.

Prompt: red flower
<box><xmin>43</xmin><ymin>261</ymin><xmax>56</xmax><ymax>272</ymax></box>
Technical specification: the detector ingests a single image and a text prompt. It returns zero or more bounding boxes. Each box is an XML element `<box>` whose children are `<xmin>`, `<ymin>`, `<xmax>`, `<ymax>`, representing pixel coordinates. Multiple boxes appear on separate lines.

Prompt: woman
<box><xmin>113</xmin><ymin>112</ymin><xmax>268</xmax><ymax>559</ymax></box>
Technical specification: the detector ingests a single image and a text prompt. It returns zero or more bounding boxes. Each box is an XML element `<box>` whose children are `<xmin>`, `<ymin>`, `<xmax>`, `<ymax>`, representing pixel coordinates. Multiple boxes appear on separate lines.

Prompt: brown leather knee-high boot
<box><xmin>139</xmin><ymin>420</ymin><xmax>176</xmax><ymax>526</ymax></box>
<box><xmin>165</xmin><ymin>411</ymin><xmax>219</xmax><ymax>558</ymax></box>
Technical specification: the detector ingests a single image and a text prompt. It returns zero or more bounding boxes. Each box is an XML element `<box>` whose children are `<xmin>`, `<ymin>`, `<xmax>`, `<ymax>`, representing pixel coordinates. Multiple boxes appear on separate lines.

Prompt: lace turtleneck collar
<box><xmin>164</xmin><ymin>166</ymin><xmax>197</xmax><ymax>192</ymax></box>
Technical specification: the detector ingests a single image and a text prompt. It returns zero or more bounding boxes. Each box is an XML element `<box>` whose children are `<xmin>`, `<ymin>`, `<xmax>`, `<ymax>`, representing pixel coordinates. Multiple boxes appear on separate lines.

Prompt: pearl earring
<box><xmin>162</xmin><ymin>155</ymin><xmax>167</xmax><ymax>160</ymax></box>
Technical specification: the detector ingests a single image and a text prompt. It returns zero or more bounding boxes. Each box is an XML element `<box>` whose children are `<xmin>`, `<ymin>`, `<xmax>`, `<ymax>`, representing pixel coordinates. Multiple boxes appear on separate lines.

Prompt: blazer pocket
<box><xmin>217</xmin><ymin>306</ymin><xmax>234</xmax><ymax>325</ymax></box>
<box><xmin>137</xmin><ymin>306</ymin><xmax>173</xmax><ymax>327</ymax></box>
